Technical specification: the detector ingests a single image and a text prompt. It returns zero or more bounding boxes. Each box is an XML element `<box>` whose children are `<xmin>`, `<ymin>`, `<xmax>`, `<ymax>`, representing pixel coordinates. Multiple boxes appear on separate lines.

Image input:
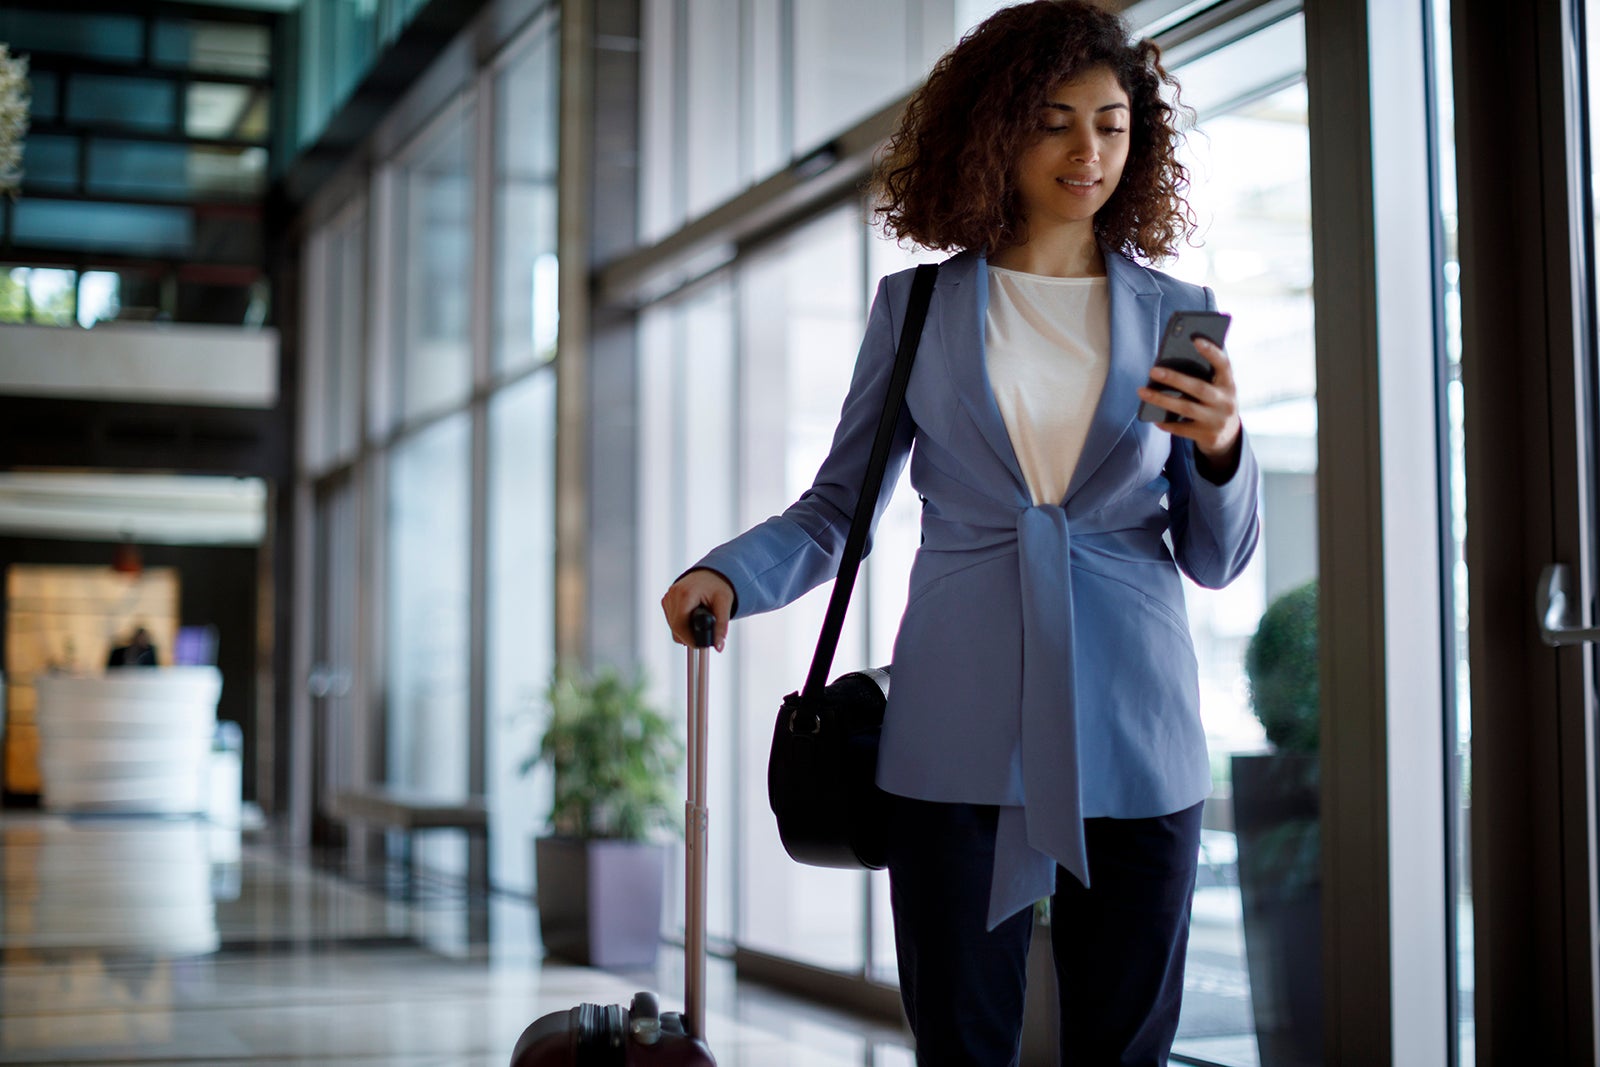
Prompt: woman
<box><xmin>661</xmin><ymin>2</ymin><xmax>1260</xmax><ymax>1063</ymax></box>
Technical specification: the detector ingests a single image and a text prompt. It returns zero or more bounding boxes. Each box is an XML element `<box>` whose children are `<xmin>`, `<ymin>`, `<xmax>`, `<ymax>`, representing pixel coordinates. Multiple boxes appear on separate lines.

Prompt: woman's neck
<box><xmin>988</xmin><ymin>225</ymin><xmax>1105</xmax><ymax>278</ymax></box>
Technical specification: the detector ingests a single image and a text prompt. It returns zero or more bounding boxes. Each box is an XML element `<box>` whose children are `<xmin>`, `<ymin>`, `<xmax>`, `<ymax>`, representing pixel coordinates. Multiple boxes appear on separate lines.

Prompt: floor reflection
<box><xmin>0</xmin><ymin>812</ymin><xmax>914</xmax><ymax>1066</ymax></box>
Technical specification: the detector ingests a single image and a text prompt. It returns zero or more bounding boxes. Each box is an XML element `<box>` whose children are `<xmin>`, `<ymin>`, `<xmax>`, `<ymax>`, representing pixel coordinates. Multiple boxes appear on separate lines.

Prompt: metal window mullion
<box><xmin>469</xmin><ymin>69</ymin><xmax>494</xmax><ymax>803</ymax></box>
<box><xmin>673</xmin><ymin>0</ymin><xmax>690</xmax><ymax>230</ymax></box>
<box><xmin>555</xmin><ymin>0</ymin><xmax>591</xmax><ymax>666</ymax></box>
<box><xmin>1303</xmin><ymin>1</ymin><xmax>1403</xmax><ymax>1063</ymax></box>
<box><xmin>779</xmin><ymin>0</ymin><xmax>794</xmax><ymax>161</ymax></box>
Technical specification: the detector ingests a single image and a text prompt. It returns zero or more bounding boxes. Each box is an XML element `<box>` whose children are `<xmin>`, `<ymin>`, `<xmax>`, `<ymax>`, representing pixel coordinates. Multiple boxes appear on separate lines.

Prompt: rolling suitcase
<box><xmin>509</xmin><ymin>607</ymin><xmax>719</xmax><ymax>1066</ymax></box>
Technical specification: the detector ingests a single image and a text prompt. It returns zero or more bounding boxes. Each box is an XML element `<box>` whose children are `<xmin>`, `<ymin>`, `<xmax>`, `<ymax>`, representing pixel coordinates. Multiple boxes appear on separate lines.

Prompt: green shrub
<box><xmin>1244</xmin><ymin>579</ymin><xmax>1319</xmax><ymax>754</ymax></box>
<box><xmin>523</xmin><ymin>666</ymin><xmax>683</xmax><ymax>841</ymax></box>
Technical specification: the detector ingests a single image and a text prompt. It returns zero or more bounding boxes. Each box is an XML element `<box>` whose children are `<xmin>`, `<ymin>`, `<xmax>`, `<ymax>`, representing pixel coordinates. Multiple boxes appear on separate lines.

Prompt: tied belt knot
<box><xmin>985</xmin><ymin>501</ymin><xmax>1155</xmax><ymax>929</ymax></box>
<box><xmin>908</xmin><ymin>494</ymin><xmax>1168</xmax><ymax>928</ymax></box>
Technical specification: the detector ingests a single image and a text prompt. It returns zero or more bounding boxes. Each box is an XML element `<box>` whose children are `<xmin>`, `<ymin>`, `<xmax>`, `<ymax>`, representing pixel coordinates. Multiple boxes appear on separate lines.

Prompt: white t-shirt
<box><xmin>984</xmin><ymin>266</ymin><xmax>1112</xmax><ymax>506</ymax></box>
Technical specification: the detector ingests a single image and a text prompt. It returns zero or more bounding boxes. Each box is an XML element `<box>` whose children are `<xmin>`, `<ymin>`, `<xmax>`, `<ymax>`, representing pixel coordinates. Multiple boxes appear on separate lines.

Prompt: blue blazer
<box><xmin>694</xmin><ymin>248</ymin><xmax>1261</xmax><ymax>927</ymax></box>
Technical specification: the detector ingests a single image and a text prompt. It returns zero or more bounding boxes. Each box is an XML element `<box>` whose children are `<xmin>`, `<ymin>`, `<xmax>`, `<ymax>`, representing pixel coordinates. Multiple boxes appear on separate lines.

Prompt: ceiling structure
<box><xmin>0</xmin><ymin>472</ymin><xmax>267</xmax><ymax>546</ymax></box>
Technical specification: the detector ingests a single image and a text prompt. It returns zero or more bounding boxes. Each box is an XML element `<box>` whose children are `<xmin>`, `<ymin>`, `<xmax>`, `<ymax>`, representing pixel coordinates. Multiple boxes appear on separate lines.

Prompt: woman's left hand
<box><xmin>1136</xmin><ymin>336</ymin><xmax>1242</xmax><ymax>471</ymax></box>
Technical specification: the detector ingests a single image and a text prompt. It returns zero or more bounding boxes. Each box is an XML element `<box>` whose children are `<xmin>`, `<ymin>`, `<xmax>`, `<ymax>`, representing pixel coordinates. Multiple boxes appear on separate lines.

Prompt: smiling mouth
<box><xmin>1059</xmin><ymin>177</ymin><xmax>1099</xmax><ymax>187</ymax></box>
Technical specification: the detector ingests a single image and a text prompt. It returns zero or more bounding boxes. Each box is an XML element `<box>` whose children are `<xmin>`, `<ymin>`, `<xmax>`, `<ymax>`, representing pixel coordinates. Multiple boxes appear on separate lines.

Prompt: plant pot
<box><xmin>535</xmin><ymin>836</ymin><xmax>666</xmax><ymax>969</ymax></box>
<box><xmin>1232</xmin><ymin>752</ymin><xmax>1322</xmax><ymax>1067</ymax></box>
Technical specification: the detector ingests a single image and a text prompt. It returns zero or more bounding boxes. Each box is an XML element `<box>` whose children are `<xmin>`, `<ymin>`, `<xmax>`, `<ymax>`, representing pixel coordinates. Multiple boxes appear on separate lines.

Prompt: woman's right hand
<box><xmin>661</xmin><ymin>569</ymin><xmax>734</xmax><ymax>652</ymax></box>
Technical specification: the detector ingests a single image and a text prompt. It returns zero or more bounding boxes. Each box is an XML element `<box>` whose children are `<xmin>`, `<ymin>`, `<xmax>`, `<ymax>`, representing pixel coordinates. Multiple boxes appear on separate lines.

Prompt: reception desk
<box><xmin>35</xmin><ymin>668</ymin><xmax>222</xmax><ymax>814</ymax></box>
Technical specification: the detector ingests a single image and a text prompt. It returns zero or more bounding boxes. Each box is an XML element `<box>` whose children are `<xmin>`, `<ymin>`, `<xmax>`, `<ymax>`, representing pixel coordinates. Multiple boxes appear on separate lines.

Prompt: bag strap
<box><xmin>803</xmin><ymin>262</ymin><xmax>939</xmax><ymax>699</ymax></box>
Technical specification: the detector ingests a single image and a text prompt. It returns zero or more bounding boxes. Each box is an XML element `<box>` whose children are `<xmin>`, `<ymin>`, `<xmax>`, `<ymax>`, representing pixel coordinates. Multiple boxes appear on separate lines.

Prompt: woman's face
<box><xmin>1010</xmin><ymin>65</ymin><xmax>1132</xmax><ymax>236</ymax></box>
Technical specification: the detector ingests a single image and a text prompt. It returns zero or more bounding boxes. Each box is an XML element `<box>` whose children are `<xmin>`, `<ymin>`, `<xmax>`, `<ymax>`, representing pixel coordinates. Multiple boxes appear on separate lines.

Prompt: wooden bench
<box><xmin>330</xmin><ymin>787</ymin><xmax>490</xmax><ymax>897</ymax></box>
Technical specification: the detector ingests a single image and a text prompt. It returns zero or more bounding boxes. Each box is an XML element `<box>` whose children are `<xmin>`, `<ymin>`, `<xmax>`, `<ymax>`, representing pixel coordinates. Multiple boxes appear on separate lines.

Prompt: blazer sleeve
<box><xmin>1164</xmin><ymin>284</ymin><xmax>1263</xmax><ymax>590</ymax></box>
<box><xmin>689</xmin><ymin>275</ymin><xmax>916</xmax><ymax>619</ymax></box>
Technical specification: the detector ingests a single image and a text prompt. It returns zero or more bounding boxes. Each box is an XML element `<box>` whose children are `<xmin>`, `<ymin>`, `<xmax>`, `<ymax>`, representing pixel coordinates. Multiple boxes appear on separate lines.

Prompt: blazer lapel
<box><xmin>937</xmin><ymin>251</ymin><xmax>1029</xmax><ymax>495</ymax></box>
<box><xmin>1064</xmin><ymin>250</ymin><xmax>1162</xmax><ymax>502</ymax></box>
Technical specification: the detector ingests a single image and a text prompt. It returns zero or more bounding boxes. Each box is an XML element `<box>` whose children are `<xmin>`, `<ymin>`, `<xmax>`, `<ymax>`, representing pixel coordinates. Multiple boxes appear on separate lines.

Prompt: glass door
<box><xmin>1163</xmin><ymin>13</ymin><xmax>1319</xmax><ymax>1066</ymax></box>
<box><xmin>1451</xmin><ymin>0</ymin><xmax>1600</xmax><ymax>1058</ymax></box>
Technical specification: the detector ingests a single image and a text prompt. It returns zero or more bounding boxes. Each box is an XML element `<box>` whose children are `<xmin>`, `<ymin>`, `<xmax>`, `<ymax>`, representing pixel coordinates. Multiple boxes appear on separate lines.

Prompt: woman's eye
<box><xmin>1099</xmin><ymin>126</ymin><xmax>1127</xmax><ymax>136</ymax></box>
<box><xmin>1040</xmin><ymin>124</ymin><xmax>1069</xmax><ymax>134</ymax></box>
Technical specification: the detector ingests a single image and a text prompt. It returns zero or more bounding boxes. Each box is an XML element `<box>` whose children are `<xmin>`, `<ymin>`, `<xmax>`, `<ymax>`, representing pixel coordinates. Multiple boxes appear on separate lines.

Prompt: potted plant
<box><xmin>524</xmin><ymin>665</ymin><xmax>682</xmax><ymax>969</ymax></box>
<box><xmin>1233</xmin><ymin>579</ymin><xmax>1321</xmax><ymax>1067</ymax></box>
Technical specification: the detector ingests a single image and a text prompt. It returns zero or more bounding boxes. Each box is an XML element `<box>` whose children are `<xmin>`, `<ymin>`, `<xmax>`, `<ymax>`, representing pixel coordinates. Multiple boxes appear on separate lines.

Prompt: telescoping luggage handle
<box><xmin>684</xmin><ymin>606</ymin><xmax>717</xmax><ymax>1041</ymax></box>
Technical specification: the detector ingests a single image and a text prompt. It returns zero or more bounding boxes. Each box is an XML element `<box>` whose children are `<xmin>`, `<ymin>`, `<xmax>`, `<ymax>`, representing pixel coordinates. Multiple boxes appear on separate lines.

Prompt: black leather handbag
<box><xmin>767</xmin><ymin>262</ymin><xmax>938</xmax><ymax>871</ymax></box>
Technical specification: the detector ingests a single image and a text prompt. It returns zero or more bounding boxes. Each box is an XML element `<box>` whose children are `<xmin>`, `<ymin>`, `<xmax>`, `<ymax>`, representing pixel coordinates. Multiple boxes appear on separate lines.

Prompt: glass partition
<box><xmin>639</xmin><ymin>1</ymin><xmax>1020</xmax><ymax>240</ymax></box>
<box><xmin>1164</xmin><ymin>15</ymin><xmax>1320</xmax><ymax>1066</ymax></box>
<box><xmin>391</xmin><ymin>104</ymin><xmax>476</xmax><ymax>424</ymax></box>
<box><xmin>386</xmin><ymin>414</ymin><xmax>472</xmax><ymax>877</ymax></box>
<box><xmin>732</xmin><ymin>207</ymin><xmax>872</xmax><ymax>972</ymax></box>
<box><xmin>487</xmin><ymin>372</ymin><xmax>558</xmax><ymax>894</ymax></box>
<box><xmin>638</xmin><ymin>276</ymin><xmax>740</xmax><ymax>943</ymax></box>
<box><xmin>493</xmin><ymin>22</ymin><xmax>560</xmax><ymax>378</ymax></box>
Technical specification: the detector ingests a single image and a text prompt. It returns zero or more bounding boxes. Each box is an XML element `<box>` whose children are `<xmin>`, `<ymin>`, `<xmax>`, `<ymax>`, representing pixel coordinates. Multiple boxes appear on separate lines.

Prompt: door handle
<box><xmin>1538</xmin><ymin>564</ymin><xmax>1600</xmax><ymax>646</ymax></box>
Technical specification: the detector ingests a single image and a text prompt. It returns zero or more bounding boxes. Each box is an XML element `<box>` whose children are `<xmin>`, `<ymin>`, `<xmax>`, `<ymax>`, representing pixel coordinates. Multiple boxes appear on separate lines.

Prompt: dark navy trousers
<box><xmin>885</xmin><ymin>794</ymin><xmax>1203</xmax><ymax>1067</ymax></box>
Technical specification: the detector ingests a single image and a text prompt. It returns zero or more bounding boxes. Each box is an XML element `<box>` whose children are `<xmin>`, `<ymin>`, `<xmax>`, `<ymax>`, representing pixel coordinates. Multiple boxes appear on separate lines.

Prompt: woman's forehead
<box><xmin>1044</xmin><ymin>66</ymin><xmax>1129</xmax><ymax>105</ymax></box>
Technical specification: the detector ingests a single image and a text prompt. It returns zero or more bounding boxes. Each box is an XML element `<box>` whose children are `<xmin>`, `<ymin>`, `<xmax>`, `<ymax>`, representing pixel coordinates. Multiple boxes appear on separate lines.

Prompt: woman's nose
<box><xmin>1070</xmin><ymin>135</ymin><xmax>1099</xmax><ymax>163</ymax></box>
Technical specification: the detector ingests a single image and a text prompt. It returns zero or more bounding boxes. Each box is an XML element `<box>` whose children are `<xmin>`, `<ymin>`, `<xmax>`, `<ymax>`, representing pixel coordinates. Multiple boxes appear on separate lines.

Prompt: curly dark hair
<box><xmin>870</xmin><ymin>0</ymin><xmax>1195</xmax><ymax>262</ymax></box>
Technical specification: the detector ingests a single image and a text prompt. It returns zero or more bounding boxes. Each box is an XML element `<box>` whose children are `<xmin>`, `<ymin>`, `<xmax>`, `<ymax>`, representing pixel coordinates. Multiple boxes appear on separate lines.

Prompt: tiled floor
<box><xmin>0</xmin><ymin>813</ymin><xmax>915</xmax><ymax>1066</ymax></box>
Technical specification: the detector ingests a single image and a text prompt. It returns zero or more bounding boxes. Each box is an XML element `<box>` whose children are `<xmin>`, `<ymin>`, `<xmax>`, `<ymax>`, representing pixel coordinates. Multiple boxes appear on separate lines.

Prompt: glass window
<box><xmin>391</xmin><ymin>105</ymin><xmax>475</xmax><ymax>422</ymax></box>
<box><xmin>0</xmin><ymin>11</ymin><xmax>144</xmax><ymax>63</ymax></box>
<box><xmin>186</xmin><ymin>83</ymin><xmax>264</xmax><ymax>141</ymax></box>
<box><xmin>731</xmin><ymin>207</ymin><xmax>870</xmax><ymax>972</ymax></box>
<box><xmin>87</xmin><ymin>141</ymin><xmax>190</xmax><ymax>199</ymax></box>
<box><xmin>745</xmin><ymin>0</ymin><xmax>785</xmax><ymax>184</ymax></box>
<box><xmin>638</xmin><ymin>2</ymin><xmax>999</xmax><ymax>245</ymax></box>
<box><xmin>191</xmin><ymin>145</ymin><xmax>269</xmax><ymax>198</ymax></box>
<box><xmin>638</xmin><ymin>278</ymin><xmax>739</xmax><ymax>944</ymax></box>
<box><xmin>326</xmin><ymin>209</ymin><xmax>366</xmax><ymax>464</ymax></box>
<box><xmin>791</xmin><ymin>0</ymin><xmax>911</xmax><ymax>154</ymax></box>
<box><xmin>19</xmin><ymin>134</ymin><xmax>79</xmax><ymax>193</ymax></box>
<box><xmin>29</xmin><ymin>71</ymin><xmax>58</xmax><ymax>122</ymax></box>
<box><xmin>84</xmin><ymin>141</ymin><xmax>265</xmax><ymax>201</ymax></box>
<box><xmin>67</xmin><ymin>75</ymin><xmax>178</xmax><ymax>132</ymax></box>
<box><xmin>487</xmin><ymin>370</ymin><xmax>558</xmax><ymax>894</ymax></box>
<box><xmin>1161</xmin><ymin>17</ymin><xmax>1319</xmax><ymax>1067</ymax></box>
<box><xmin>386</xmin><ymin>414</ymin><xmax>472</xmax><ymax>876</ymax></box>
<box><xmin>0</xmin><ymin>267</ymin><xmax>26</xmax><ymax>323</ymax></box>
<box><xmin>685</xmin><ymin>0</ymin><xmax>742</xmax><ymax>218</ymax></box>
<box><xmin>0</xmin><ymin>265</ymin><xmax>77</xmax><ymax>325</ymax></box>
<box><xmin>26</xmin><ymin>267</ymin><xmax>76</xmax><ymax>326</ymax></box>
<box><xmin>638</xmin><ymin>0</ymin><xmax>678</xmax><ymax>243</ymax></box>
<box><xmin>153</xmin><ymin>20</ymin><xmax>271</xmax><ymax>77</ymax></box>
<box><xmin>493</xmin><ymin>26</ymin><xmax>560</xmax><ymax>377</ymax></box>
<box><xmin>11</xmin><ymin>200</ymin><xmax>192</xmax><ymax>255</ymax></box>
<box><xmin>77</xmin><ymin>270</ymin><xmax>121</xmax><ymax>327</ymax></box>
<box><xmin>68</xmin><ymin>265</ymin><xmax>161</xmax><ymax>324</ymax></box>
<box><xmin>327</xmin><ymin>0</ymin><xmax>379</xmax><ymax>114</ymax></box>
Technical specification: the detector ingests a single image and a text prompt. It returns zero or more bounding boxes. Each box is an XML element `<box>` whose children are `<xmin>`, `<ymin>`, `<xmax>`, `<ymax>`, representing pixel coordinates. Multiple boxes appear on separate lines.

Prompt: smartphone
<box><xmin>1136</xmin><ymin>310</ymin><xmax>1232</xmax><ymax>424</ymax></box>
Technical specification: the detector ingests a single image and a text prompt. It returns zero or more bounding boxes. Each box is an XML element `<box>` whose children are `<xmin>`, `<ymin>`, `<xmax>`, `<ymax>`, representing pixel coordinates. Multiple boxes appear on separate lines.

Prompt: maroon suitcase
<box><xmin>509</xmin><ymin>608</ymin><xmax>718</xmax><ymax>1067</ymax></box>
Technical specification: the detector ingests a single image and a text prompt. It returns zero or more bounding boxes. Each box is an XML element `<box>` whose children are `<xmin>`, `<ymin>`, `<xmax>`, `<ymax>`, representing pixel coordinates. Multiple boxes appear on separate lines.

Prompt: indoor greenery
<box><xmin>1244</xmin><ymin>578</ymin><xmax>1319</xmax><ymax>753</ymax></box>
<box><xmin>523</xmin><ymin>666</ymin><xmax>682</xmax><ymax>841</ymax></box>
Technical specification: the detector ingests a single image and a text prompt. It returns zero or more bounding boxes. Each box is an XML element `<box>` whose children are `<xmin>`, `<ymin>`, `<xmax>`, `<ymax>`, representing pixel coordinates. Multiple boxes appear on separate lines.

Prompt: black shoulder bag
<box><xmin>767</xmin><ymin>262</ymin><xmax>938</xmax><ymax>870</ymax></box>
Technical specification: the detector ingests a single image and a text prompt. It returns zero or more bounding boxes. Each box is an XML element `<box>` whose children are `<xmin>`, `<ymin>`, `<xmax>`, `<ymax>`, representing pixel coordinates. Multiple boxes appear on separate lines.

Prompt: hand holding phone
<box><xmin>1137</xmin><ymin>310</ymin><xmax>1232</xmax><ymax>424</ymax></box>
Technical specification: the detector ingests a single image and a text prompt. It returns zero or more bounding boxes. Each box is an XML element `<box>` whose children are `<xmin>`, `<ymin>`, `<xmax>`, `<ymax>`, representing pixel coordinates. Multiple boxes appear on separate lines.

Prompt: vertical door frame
<box><xmin>1454</xmin><ymin>0</ymin><xmax>1600</xmax><ymax>1061</ymax></box>
<box><xmin>1305</xmin><ymin>0</ymin><xmax>1459</xmax><ymax>1061</ymax></box>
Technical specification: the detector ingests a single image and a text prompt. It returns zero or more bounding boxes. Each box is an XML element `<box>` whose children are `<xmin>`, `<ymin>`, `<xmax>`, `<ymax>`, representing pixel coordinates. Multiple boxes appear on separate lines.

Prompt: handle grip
<box><xmin>689</xmin><ymin>605</ymin><xmax>717</xmax><ymax>649</ymax></box>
